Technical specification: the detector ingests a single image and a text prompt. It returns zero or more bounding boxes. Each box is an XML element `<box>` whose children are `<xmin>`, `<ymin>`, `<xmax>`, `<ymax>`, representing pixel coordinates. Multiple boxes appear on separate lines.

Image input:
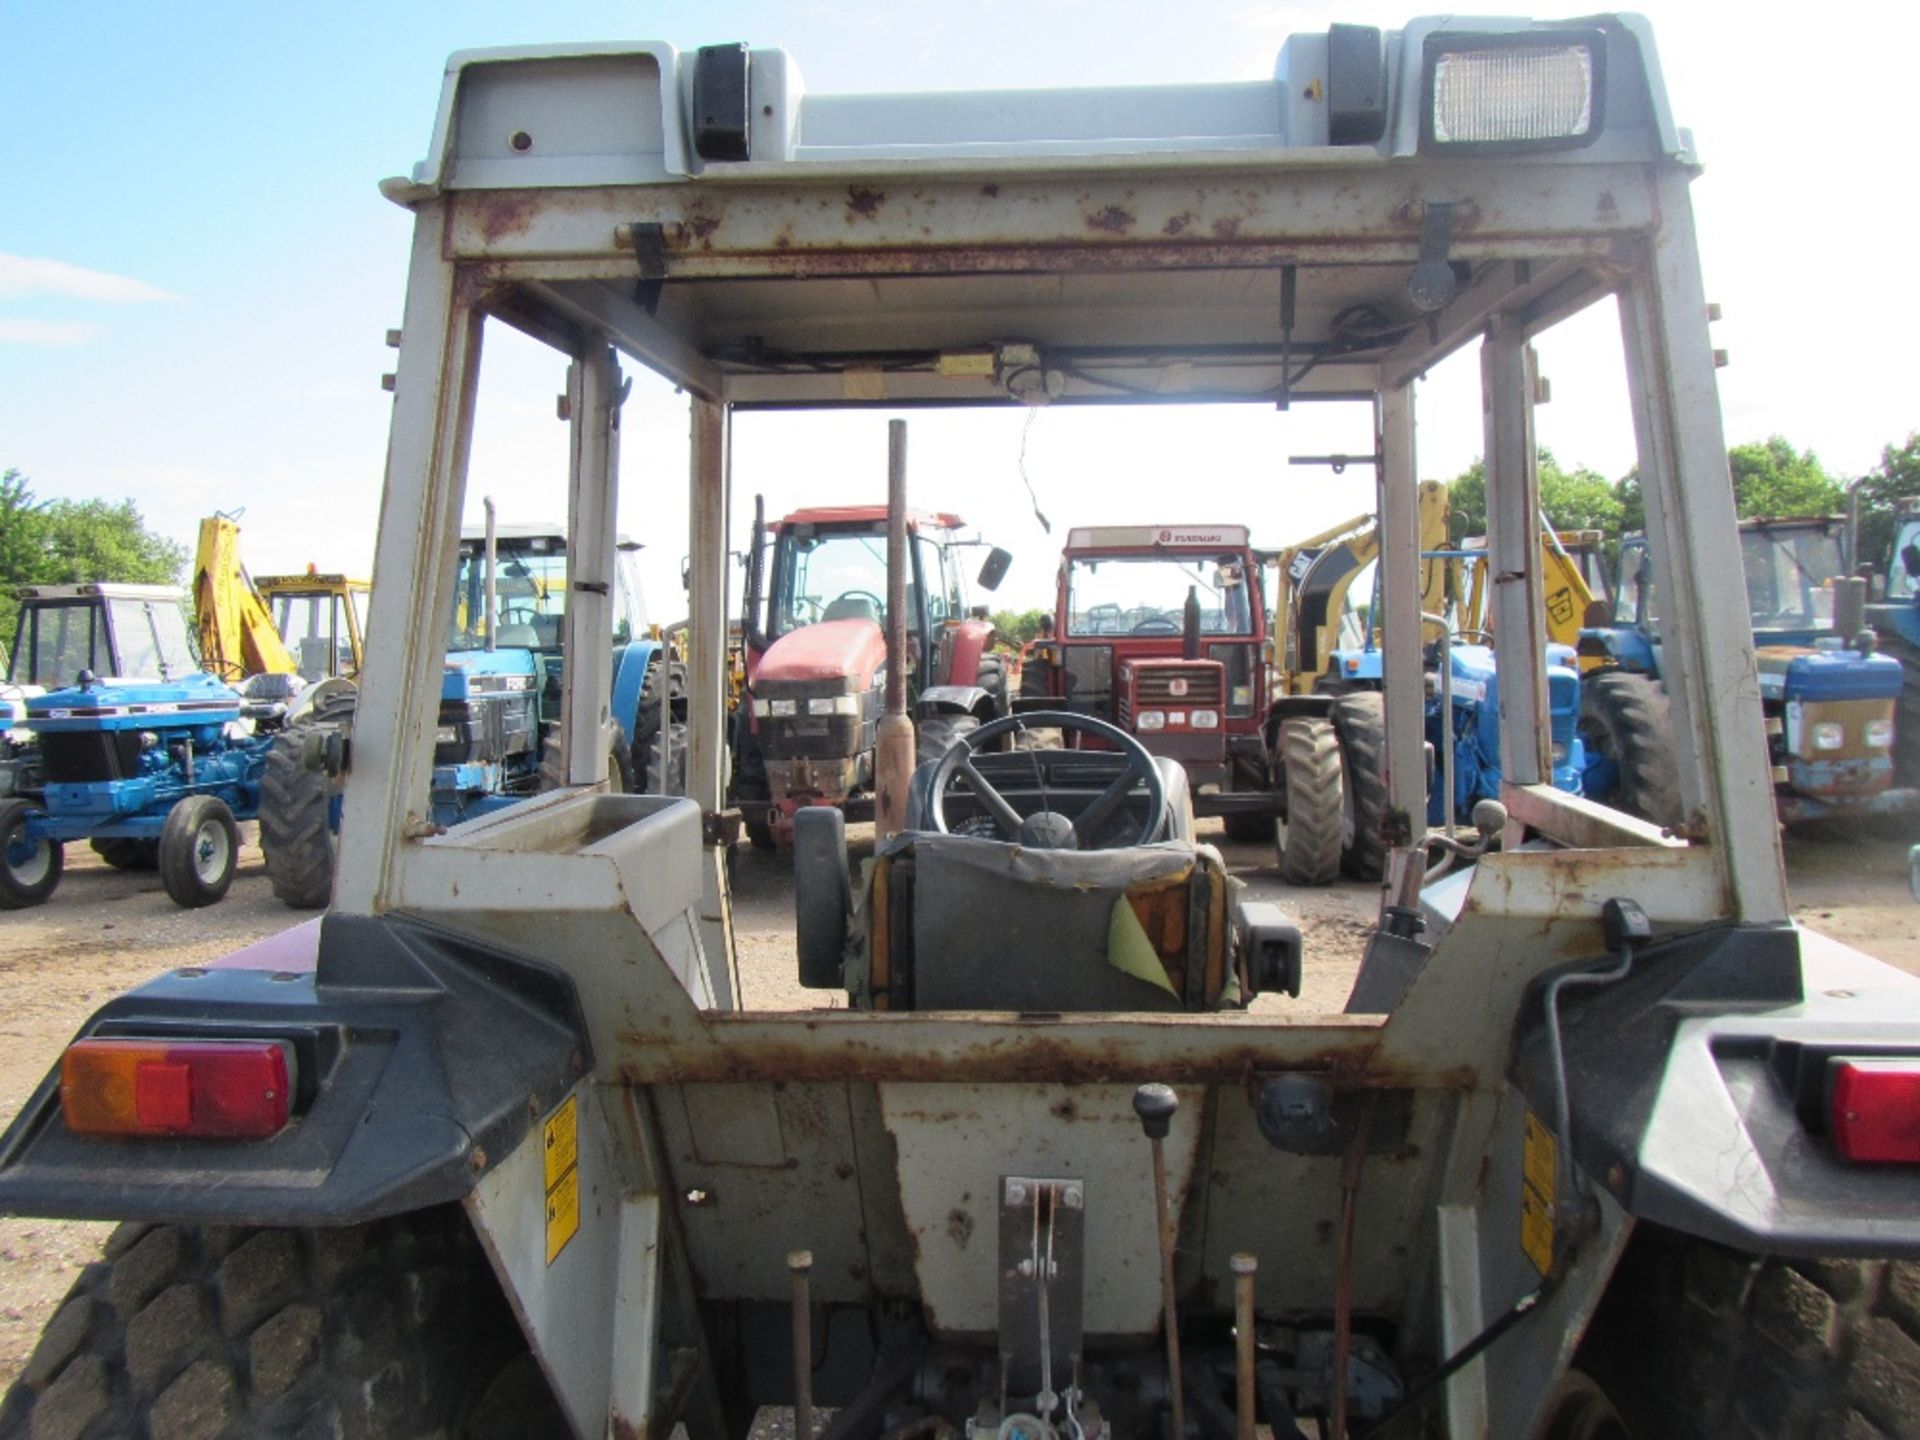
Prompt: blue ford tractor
<box><xmin>257</xmin><ymin>520</ymin><xmax>680</xmax><ymax>907</ymax></box>
<box><xmin>0</xmin><ymin>669</ymin><xmax>275</xmax><ymax>909</ymax></box>
<box><xmin>1581</xmin><ymin>516</ymin><xmax>1915</xmax><ymax>825</ymax></box>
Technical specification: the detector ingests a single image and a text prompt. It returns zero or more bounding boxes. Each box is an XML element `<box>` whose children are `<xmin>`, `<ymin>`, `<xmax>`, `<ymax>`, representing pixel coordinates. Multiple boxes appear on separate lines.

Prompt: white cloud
<box><xmin>0</xmin><ymin>319</ymin><xmax>102</xmax><ymax>346</ymax></box>
<box><xmin>0</xmin><ymin>253</ymin><xmax>179</xmax><ymax>303</ymax></box>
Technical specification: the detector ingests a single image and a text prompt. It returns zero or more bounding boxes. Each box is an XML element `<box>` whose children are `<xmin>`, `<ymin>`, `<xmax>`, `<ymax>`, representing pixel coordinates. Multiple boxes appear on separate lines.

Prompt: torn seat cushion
<box><xmin>896</xmin><ymin>832</ymin><xmax>1232</xmax><ymax>1012</ymax></box>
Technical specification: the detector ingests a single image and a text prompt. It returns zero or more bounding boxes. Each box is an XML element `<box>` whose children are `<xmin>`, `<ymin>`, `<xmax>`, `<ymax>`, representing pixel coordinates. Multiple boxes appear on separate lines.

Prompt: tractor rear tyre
<box><xmin>1580</xmin><ymin>670</ymin><xmax>1682</xmax><ymax>828</ymax></box>
<box><xmin>537</xmin><ymin>729</ymin><xmax>634</xmax><ymax>793</ymax></box>
<box><xmin>975</xmin><ymin>652</ymin><xmax>1009</xmax><ymax>715</ymax></box>
<box><xmin>1332</xmin><ymin>691</ymin><xmax>1389</xmax><ymax>881</ymax></box>
<box><xmin>0</xmin><ymin>1208</ymin><xmax>566</xmax><ymax>1440</ymax></box>
<box><xmin>1567</xmin><ymin>1226</ymin><xmax>1920</xmax><ymax>1439</ymax></box>
<box><xmin>641</xmin><ymin>720</ymin><xmax>689</xmax><ymax>795</ymax></box>
<box><xmin>1273</xmin><ymin>718</ymin><xmax>1343</xmax><ymax>886</ymax></box>
<box><xmin>159</xmin><ymin>795</ymin><xmax>240</xmax><ymax>909</ymax></box>
<box><xmin>1879</xmin><ymin>633</ymin><xmax>1920</xmax><ymax>788</ymax></box>
<box><xmin>917</xmin><ymin>712</ymin><xmax>980</xmax><ymax>768</ymax></box>
<box><xmin>259</xmin><ymin>727</ymin><xmax>338</xmax><ymax>910</ymax></box>
<box><xmin>0</xmin><ymin>799</ymin><xmax>61</xmax><ymax>910</ymax></box>
<box><xmin>90</xmin><ymin>837</ymin><xmax>158</xmax><ymax>871</ymax></box>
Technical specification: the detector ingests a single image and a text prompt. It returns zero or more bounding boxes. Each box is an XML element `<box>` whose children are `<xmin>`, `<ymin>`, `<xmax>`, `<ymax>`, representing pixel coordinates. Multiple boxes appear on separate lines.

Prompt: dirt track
<box><xmin>0</xmin><ymin>820</ymin><xmax>1914</xmax><ymax>1390</ymax></box>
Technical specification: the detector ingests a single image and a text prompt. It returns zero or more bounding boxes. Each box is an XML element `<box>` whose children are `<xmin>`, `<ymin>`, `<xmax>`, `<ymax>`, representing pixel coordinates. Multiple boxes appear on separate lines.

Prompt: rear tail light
<box><xmin>61</xmin><ymin>1038</ymin><xmax>294</xmax><ymax>1139</ymax></box>
<box><xmin>1829</xmin><ymin>1058</ymin><xmax>1920</xmax><ymax>1163</ymax></box>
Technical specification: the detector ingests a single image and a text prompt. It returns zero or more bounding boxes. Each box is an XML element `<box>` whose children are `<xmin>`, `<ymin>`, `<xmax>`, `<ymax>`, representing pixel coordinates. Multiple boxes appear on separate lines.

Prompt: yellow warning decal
<box><xmin>543</xmin><ymin>1095</ymin><xmax>580</xmax><ymax>1265</ymax></box>
<box><xmin>1521</xmin><ymin>1109</ymin><xmax>1557</xmax><ymax>1276</ymax></box>
<box><xmin>545</xmin><ymin>1165</ymin><xmax>580</xmax><ymax>1264</ymax></box>
<box><xmin>543</xmin><ymin>1094</ymin><xmax>578</xmax><ymax>1192</ymax></box>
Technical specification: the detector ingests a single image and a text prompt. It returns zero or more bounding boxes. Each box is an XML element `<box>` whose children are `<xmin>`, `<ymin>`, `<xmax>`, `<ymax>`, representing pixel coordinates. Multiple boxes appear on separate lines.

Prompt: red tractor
<box><xmin>731</xmin><ymin>502</ymin><xmax>1010</xmax><ymax>846</ymax></box>
<box><xmin>1019</xmin><ymin>524</ymin><xmax>1279</xmax><ymax>841</ymax></box>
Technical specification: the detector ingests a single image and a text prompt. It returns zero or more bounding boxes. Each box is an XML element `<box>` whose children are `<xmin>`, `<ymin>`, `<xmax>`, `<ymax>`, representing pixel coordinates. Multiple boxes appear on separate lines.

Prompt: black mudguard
<box><xmin>1514</xmin><ymin>922</ymin><xmax>1920</xmax><ymax>1258</ymax></box>
<box><xmin>0</xmin><ymin>912</ymin><xmax>587</xmax><ymax>1227</ymax></box>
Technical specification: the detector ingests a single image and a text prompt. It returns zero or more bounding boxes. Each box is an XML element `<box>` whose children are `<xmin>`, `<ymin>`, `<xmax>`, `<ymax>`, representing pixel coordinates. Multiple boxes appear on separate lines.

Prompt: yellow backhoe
<box><xmin>191</xmin><ymin>514</ymin><xmax>369</xmax><ymax>682</ymax></box>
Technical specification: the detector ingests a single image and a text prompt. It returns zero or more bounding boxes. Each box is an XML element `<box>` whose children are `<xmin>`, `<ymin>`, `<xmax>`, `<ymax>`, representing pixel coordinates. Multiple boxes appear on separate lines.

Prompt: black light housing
<box><xmin>692</xmin><ymin>43</ymin><xmax>751</xmax><ymax>163</ymax></box>
<box><xmin>1326</xmin><ymin>25</ymin><xmax>1387</xmax><ymax>146</ymax></box>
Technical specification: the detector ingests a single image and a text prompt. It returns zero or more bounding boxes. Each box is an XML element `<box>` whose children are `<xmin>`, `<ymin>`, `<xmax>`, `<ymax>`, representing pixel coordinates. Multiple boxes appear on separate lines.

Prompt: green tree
<box><xmin>1725</xmin><ymin>435</ymin><xmax>1843</xmax><ymax>520</ymax></box>
<box><xmin>0</xmin><ymin>470</ymin><xmax>187</xmax><ymax>647</ymax></box>
<box><xmin>1443</xmin><ymin>448</ymin><xmax>1623</xmax><ymax>543</ymax></box>
<box><xmin>1851</xmin><ymin>432</ymin><xmax>1920</xmax><ymax>571</ymax></box>
<box><xmin>989</xmin><ymin>607</ymin><xmax>1051</xmax><ymax>650</ymax></box>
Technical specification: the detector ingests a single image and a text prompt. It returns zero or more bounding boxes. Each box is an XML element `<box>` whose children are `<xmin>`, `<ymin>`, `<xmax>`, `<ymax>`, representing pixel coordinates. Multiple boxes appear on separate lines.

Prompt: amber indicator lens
<box><xmin>60</xmin><ymin>1038</ymin><xmax>293</xmax><ymax>1139</ymax></box>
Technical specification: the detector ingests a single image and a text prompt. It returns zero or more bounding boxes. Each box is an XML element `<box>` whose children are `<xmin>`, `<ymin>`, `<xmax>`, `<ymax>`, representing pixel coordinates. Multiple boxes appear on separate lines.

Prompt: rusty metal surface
<box><xmin>441</xmin><ymin>165</ymin><xmax>1658</xmax><ymax>270</ymax></box>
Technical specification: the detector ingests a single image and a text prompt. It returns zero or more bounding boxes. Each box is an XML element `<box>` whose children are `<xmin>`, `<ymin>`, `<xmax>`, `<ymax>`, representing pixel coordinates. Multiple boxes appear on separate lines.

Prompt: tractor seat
<box><xmin>809</xmin><ymin>745</ymin><xmax>1235</xmax><ymax>1013</ymax></box>
<box><xmin>860</xmin><ymin>829</ymin><xmax>1238</xmax><ymax>1012</ymax></box>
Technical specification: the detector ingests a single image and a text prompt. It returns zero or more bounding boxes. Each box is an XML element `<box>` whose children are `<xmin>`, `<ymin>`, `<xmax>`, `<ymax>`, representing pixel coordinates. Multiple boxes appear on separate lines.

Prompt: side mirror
<box><xmin>977</xmin><ymin>547</ymin><xmax>1012</xmax><ymax>592</ymax></box>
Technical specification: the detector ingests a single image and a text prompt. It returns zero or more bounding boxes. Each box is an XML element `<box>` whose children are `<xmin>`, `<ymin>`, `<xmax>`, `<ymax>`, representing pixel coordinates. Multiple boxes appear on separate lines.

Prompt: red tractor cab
<box><xmin>732</xmin><ymin>503</ymin><xmax>1009</xmax><ymax>847</ymax></box>
<box><xmin>1021</xmin><ymin>526</ymin><xmax>1279</xmax><ymax>839</ymax></box>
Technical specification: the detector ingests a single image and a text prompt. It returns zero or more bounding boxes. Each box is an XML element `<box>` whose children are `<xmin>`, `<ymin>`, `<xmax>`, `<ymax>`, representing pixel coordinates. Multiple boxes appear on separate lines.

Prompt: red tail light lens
<box><xmin>1829</xmin><ymin>1059</ymin><xmax>1920</xmax><ymax>1163</ymax></box>
<box><xmin>61</xmin><ymin>1038</ymin><xmax>293</xmax><ymax>1139</ymax></box>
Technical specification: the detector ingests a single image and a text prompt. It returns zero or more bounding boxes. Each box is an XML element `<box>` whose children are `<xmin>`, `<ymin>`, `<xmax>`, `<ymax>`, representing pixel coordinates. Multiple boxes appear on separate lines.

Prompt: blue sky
<box><xmin>5</xmin><ymin>2</ymin><xmax>1917</xmax><ymax>614</ymax></box>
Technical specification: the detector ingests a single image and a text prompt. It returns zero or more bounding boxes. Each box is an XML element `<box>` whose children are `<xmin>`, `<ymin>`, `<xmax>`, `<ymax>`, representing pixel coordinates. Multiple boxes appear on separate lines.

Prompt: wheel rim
<box><xmin>5</xmin><ymin>829</ymin><xmax>51</xmax><ymax>885</ymax></box>
<box><xmin>192</xmin><ymin>818</ymin><xmax>231</xmax><ymax>885</ymax></box>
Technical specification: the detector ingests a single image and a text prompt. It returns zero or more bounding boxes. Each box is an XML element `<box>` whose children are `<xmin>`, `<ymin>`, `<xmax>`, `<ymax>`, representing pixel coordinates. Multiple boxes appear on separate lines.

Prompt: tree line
<box><xmin>1445</xmin><ymin>432</ymin><xmax>1920</xmax><ymax>568</ymax></box>
<box><xmin>0</xmin><ymin>469</ymin><xmax>186</xmax><ymax>645</ymax></box>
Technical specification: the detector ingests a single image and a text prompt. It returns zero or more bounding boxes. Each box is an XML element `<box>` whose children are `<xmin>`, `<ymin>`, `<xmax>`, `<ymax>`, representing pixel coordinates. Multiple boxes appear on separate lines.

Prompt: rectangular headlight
<box><xmin>1190</xmin><ymin>709</ymin><xmax>1220</xmax><ymax>730</ymax></box>
<box><xmin>1136</xmin><ymin>710</ymin><xmax>1166</xmax><ymax>732</ymax></box>
<box><xmin>769</xmin><ymin>698</ymin><xmax>798</xmax><ymax>718</ymax></box>
<box><xmin>807</xmin><ymin>695</ymin><xmax>858</xmax><ymax>716</ymax></box>
<box><xmin>1811</xmin><ymin>721</ymin><xmax>1845</xmax><ymax>751</ymax></box>
<box><xmin>435</xmin><ymin>724</ymin><xmax>460</xmax><ymax>744</ymax></box>
<box><xmin>1865</xmin><ymin>719</ymin><xmax>1895</xmax><ymax>749</ymax></box>
<box><xmin>1426</xmin><ymin>32</ymin><xmax>1602</xmax><ymax>149</ymax></box>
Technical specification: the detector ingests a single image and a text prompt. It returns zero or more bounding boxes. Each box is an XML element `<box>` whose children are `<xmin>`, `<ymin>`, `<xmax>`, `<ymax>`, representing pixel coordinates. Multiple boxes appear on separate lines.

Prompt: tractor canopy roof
<box><xmin>1065</xmin><ymin>525</ymin><xmax>1253</xmax><ymax>553</ymax></box>
<box><xmin>777</xmin><ymin>506</ymin><xmax>965</xmax><ymax>533</ymax></box>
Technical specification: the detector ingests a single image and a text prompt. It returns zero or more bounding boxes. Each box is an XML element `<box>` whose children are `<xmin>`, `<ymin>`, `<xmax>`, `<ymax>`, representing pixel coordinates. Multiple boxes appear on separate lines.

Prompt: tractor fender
<box><xmin>0</xmin><ymin>911</ymin><xmax>588</xmax><ymax>1228</ymax></box>
<box><xmin>1577</xmin><ymin>624</ymin><xmax>1658</xmax><ymax>674</ymax></box>
<box><xmin>1513</xmin><ymin>920</ymin><xmax>1920</xmax><ymax>1257</ymax></box>
<box><xmin>610</xmin><ymin>638</ymin><xmax>663</xmax><ymax>747</ymax></box>
<box><xmin>915</xmin><ymin>684</ymin><xmax>995</xmax><ymax>720</ymax></box>
<box><xmin>943</xmin><ymin>617</ymin><xmax>995</xmax><ymax>687</ymax></box>
<box><xmin>1261</xmin><ymin>693</ymin><xmax>1337</xmax><ymax>747</ymax></box>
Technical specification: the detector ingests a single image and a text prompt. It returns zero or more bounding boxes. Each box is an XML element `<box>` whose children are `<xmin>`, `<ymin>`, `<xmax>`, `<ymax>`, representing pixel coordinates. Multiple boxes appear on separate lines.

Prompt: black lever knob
<box><xmin>1133</xmin><ymin>1083</ymin><xmax>1178</xmax><ymax>1141</ymax></box>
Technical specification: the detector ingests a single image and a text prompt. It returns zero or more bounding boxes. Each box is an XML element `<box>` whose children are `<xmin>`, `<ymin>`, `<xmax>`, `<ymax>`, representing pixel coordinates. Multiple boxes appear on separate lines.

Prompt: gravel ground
<box><xmin>0</xmin><ymin>816</ymin><xmax>1913</xmax><ymax>1391</ymax></box>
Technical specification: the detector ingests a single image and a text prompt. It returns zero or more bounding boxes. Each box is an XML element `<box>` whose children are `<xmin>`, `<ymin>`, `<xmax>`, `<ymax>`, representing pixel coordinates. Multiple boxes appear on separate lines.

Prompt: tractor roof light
<box><xmin>1423</xmin><ymin>31</ymin><xmax>1604</xmax><ymax>151</ymax></box>
<box><xmin>61</xmin><ymin>1037</ymin><xmax>294</xmax><ymax>1140</ymax></box>
<box><xmin>1829</xmin><ymin>1058</ymin><xmax>1920</xmax><ymax>1164</ymax></box>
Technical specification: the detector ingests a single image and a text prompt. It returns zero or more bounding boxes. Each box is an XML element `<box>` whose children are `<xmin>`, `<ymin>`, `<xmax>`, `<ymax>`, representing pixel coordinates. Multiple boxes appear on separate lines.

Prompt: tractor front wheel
<box><xmin>1332</xmin><ymin>691</ymin><xmax>1389</xmax><ymax>881</ymax></box>
<box><xmin>1273</xmin><ymin>718</ymin><xmax>1343</xmax><ymax>886</ymax></box>
<box><xmin>0</xmin><ymin>799</ymin><xmax>61</xmax><ymax>909</ymax></box>
<box><xmin>0</xmin><ymin>1209</ymin><xmax>566</xmax><ymax>1440</ymax></box>
<box><xmin>159</xmin><ymin>795</ymin><xmax>240</xmax><ymax>909</ymax></box>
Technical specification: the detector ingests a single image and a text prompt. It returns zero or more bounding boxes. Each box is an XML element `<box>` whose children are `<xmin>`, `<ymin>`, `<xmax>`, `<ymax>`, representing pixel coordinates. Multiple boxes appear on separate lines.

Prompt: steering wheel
<box><xmin>926</xmin><ymin>709</ymin><xmax>1166</xmax><ymax>851</ymax></box>
<box><xmin>1131</xmin><ymin>615</ymin><xmax>1181</xmax><ymax>635</ymax></box>
<box><xmin>500</xmin><ymin>604</ymin><xmax>539</xmax><ymax>628</ymax></box>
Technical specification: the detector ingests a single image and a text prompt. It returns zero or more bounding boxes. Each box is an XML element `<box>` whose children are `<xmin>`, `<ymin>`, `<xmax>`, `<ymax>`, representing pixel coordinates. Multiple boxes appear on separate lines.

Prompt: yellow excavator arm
<box><xmin>192</xmin><ymin>515</ymin><xmax>297</xmax><ymax>681</ymax></box>
<box><xmin>1271</xmin><ymin>480</ymin><xmax>1454</xmax><ymax>693</ymax></box>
